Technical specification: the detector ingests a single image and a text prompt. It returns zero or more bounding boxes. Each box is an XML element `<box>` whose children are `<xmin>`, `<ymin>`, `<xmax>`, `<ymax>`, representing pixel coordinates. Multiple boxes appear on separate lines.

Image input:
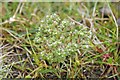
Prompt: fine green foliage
<box><xmin>34</xmin><ymin>13</ymin><xmax>91</xmax><ymax>64</ymax></box>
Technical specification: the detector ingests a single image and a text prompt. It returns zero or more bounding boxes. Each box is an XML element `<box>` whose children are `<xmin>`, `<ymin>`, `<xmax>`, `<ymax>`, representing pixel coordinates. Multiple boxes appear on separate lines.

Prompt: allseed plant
<box><xmin>34</xmin><ymin>13</ymin><xmax>92</xmax><ymax>64</ymax></box>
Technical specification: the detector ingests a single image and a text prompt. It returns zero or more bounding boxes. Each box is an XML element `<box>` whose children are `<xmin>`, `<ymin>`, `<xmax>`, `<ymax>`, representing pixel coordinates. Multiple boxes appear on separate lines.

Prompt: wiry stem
<box><xmin>107</xmin><ymin>3</ymin><xmax>118</xmax><ymax>41</ymax></box>
<box><xmin>0</xmin><ymin>2</ymin><xmax>23</xmax><ymax>25</ymax></box>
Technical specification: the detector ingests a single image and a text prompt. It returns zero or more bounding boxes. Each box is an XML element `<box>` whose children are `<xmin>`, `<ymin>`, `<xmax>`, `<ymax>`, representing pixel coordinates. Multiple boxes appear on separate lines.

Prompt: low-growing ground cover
<box><xmin>0</xmin><ymin>2</ymin><xmax>119</xmax><ymax>79</ymax></box>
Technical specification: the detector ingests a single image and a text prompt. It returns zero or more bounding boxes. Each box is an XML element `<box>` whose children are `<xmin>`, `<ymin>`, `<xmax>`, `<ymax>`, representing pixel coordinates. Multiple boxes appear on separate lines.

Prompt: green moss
<box><xmin>34</xmin><ymin>13</ymin><xmax>91</xmax><ymax>64</ymax></box>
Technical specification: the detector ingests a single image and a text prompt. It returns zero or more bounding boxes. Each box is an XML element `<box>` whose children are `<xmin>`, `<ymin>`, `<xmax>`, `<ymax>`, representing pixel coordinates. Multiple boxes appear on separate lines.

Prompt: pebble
<box><xmin>100</xmin><ymin>6</ymin><xmax>111</xmax><ymax>16</ymax></box>
<box><xmin>117</xmin><ymin>18</ymin><xmax>120</xmax><ymax>26</ymax></box>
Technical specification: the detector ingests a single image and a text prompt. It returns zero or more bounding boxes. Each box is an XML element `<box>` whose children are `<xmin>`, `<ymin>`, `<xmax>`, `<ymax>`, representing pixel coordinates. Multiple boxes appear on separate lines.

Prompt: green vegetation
<box><xmin>0</xmin><ymin>2</ymin><xmax>119</xmax><ymax>79</ymax></box>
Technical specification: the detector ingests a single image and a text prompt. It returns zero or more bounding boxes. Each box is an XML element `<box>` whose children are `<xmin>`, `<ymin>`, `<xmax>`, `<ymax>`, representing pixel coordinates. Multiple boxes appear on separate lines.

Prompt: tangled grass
<box><xmin>0</xmin><ymin>2</ymin><xmax>119</xmax><ymax>79</ymax></box>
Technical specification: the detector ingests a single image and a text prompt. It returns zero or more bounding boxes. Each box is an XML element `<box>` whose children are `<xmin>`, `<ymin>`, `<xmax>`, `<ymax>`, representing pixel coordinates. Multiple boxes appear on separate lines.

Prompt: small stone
<box><xmin>100</xmin><ymin>6</ymin><xmax>111</xmax><ymax>16</ymax></box>
<box><xmin>117</xmin><ymin>18</ymin><xmax>120</xmax><ymax>26</ymax></box>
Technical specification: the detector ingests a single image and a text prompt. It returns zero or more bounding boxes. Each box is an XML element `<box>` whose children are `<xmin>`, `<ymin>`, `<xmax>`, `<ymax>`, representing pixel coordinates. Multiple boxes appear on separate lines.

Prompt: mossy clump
<box><xmin>34</xmin><ymin>13</ymin><xmax>91</xmax><ymax>64</ymax></box>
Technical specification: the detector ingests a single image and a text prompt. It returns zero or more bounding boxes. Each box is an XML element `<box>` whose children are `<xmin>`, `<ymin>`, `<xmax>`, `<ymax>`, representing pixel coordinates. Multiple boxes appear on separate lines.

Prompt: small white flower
<box><xmin>41</xmin><ymin>20</ymin><xmax>44</xmax><ymax>23</ymax></box>
<box><xmin>46</xmin><ymin>15</ymin><xmax>49</xmax><ymax>18</ymax></box>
